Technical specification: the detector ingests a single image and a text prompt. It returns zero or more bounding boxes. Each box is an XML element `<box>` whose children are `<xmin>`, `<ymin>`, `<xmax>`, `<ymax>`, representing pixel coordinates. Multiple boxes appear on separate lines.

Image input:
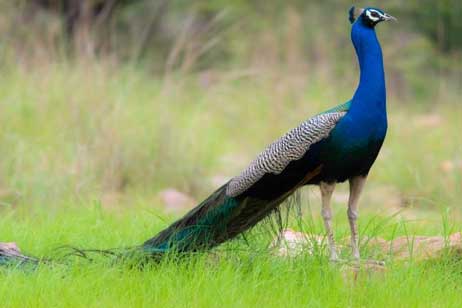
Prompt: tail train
<box><xmin>143</xmin><ymin>182</ymin><xmax>291</xmax><ymax>255</ymax></box>
<box><xmin>0</xmin><ymin>182</ymin><xmax>293</xmax><ymax>267</ymax></box>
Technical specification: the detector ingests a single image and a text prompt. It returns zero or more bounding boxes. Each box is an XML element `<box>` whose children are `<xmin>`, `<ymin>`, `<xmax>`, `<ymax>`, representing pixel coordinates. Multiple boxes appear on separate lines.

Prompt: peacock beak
<box><xmin>382</xmin><ymin>13</ymin><xmax>397</xmax><ymax>22</ymax></box>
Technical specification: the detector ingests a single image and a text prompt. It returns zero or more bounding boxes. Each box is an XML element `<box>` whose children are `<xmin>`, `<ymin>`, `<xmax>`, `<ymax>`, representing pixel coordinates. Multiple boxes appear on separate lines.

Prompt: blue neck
<box><xmin>349</xmin><ymin>21</ymin><xmax>386</xmax><ymax>115</ymax></box>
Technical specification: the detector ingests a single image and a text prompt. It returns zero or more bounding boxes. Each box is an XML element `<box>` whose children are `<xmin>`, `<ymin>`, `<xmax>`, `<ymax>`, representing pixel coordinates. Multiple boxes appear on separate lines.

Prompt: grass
<box><xmin>3</xmin><ymin>253</ymin><xmax>460</xmax><ymax>307</ymax></box>
<box><xmin>1</xmin><ymin>205</ymin><xmax>462</xmax><ymax>307</ymax></box>
<box><xmin>0</xmin><ymin>62</ymin><xmax>461</xmax><ymax>307</ymax></box>
<box><xmin>3</xmin><ymin>255</ymin><xmax>462</xmax><ymax>307</ymax></box>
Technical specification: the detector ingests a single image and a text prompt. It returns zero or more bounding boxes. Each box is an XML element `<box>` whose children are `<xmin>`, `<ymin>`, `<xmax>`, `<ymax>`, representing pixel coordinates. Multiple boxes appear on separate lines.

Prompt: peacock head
<box><xmin>349</xmin><ymin>6</ymin><xmax>397</xmax><ymax>27</ymax></box>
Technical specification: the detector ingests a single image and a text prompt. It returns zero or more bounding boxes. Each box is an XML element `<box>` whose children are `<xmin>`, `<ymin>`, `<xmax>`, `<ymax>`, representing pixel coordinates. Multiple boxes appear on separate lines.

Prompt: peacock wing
<box><xmin>226</xmin><ymin>111</ymin><xmax>347</xmax><ymax>197</ymax></box>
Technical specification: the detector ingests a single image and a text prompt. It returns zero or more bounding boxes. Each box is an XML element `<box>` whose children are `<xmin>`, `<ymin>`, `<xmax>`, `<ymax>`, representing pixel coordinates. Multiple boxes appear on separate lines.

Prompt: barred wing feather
<box><xmin>226</xmin><ymin>111</ymin><xmax>346</xmax><ymax>197</ymax></box>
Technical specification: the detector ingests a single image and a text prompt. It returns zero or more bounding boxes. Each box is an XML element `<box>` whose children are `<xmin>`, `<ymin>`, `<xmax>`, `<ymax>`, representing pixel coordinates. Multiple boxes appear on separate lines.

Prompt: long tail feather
<box><xmin>143</xmin><ymin>182</ymin><xmax>291</xmax><ymax>256</ymax></box>
<box><xmin>1</xmin><ymin>183</ymin><xmax>292</xmax><ymax>268</ymax></box>
<box><xmin>0</xmin><ymin>244</ymin><xmax>40</xmax><ymax>268</ymax></box>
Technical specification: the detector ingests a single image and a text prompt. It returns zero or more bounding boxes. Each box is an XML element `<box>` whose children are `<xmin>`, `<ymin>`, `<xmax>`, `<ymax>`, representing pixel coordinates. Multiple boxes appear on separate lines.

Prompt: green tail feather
<box><xmin>143</xmin><ymin>184</ymin><xmax>240</xmax><ymax>253</ymax></box>
<box><xmin>2</xmin><ymin>182</ymin><xmax>290</xmax><ymax>267</ymax></box>
<box><xmin>0</xmin><ymin>250</ymin><xmax>39</xmax><ymax>269</ymax></box>
<box><xmin>143</xmin><ymin>182</ymin><xmax>294</xmax><ymax>256</ymax></box>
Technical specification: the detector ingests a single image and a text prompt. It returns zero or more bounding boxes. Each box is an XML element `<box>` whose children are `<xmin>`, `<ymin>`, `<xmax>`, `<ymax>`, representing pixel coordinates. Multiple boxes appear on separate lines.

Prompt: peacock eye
<box><xmin>371</xmin><ymin>11</ymin><xmax>379</xmax><ymax>17</ymax></box>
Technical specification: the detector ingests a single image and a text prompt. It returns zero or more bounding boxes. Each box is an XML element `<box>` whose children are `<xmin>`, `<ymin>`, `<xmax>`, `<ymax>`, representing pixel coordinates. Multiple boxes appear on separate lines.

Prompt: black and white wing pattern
<box><xmin>226</xmin><ymin>111</ymin><xmax>346</xmax><ymax>197</ymax></box>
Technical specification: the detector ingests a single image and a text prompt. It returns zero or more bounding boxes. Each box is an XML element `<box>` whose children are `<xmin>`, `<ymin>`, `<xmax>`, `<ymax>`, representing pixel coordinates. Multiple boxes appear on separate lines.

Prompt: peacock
<box><xmin>143</xmin><ymin>7</ymin><xmax>396</xmax><ymax>261</ymax></box>
<box><xmin>1</xmin><ymin>6</ymin><xmax>396</xmax><ymax>266</ymax></box>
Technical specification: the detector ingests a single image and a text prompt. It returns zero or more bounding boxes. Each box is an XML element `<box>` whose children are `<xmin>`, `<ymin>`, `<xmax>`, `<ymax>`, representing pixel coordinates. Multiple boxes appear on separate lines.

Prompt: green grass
<box><xmin>2</xmin><ymin>253</ymin><xmax>462</xmax><ymax>307</ymax></box>
<box><xmin>1</xmin><ymin>63</ymin><xmax>461</xmax><ymax>307</ymax></box>
<box><xmin>1</xmin><ymin>205</ymin><xmax>462</xmax><ymax>307</ymax></box>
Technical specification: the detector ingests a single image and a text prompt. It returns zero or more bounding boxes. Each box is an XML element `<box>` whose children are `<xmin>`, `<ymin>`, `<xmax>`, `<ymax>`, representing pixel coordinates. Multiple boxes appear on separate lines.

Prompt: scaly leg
<box><xmin>320</xmin><ymin>181</ymin><xmax>338</xmax><ymax>261</ymax></box>
<box><xmin>348</xmin><ymin>176</ymin><xmax>367</xmax><ymax>260</ymax></box>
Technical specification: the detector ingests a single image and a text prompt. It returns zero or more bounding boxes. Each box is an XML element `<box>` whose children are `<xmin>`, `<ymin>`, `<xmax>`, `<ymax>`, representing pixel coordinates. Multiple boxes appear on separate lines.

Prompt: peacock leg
<box><xmin>347</xmin><ymin>176</ymin><xmax>366</xmax><ymax>260</ymax></box>
<box><xmin>320</xmin><ymin>182</ymin><xmax>338</xmax><ymax>261</ymax></box>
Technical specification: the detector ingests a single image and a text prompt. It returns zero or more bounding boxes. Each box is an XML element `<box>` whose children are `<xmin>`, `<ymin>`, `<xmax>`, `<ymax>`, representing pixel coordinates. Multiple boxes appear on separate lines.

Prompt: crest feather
<box><xmin>349</xmin><ymin>6</ymin><xmax>364</xmax><ymax>24</ymax></box>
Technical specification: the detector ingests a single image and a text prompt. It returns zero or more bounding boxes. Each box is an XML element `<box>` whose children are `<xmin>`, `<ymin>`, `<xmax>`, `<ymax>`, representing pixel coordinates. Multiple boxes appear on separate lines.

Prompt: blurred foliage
<box><xmin>0</xmin><ymin>1</ymin><xmax>460</xmax><ymax>210</ymax></box>
<box><xmin>0</xmin><ymin>1</ymin><xmax>460</xmax><ymax>101</ymax></box>
<box><xmin>19</xmin><ymin>0</ymin><xmax>462</xmax><ymax>53</ymax></box>
<box><xmin>401</xmin><ymin>0</ymin><xmax>462</xmax><ymax>53</ymax></box>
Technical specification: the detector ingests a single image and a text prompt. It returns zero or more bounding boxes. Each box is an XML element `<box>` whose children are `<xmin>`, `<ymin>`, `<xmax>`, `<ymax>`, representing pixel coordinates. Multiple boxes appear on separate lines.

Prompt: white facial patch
<box><xmin>365</xmin><ymin>9</ymin><xmax>381</xmax><ymax>22</ymax></box>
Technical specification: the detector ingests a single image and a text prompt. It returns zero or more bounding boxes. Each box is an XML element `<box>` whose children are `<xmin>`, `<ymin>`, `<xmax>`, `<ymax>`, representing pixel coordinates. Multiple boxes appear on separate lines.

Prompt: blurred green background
<box><xmin>0</xmin><ymin>0</ymin><xmax>460</xmax><ymax>216</ymax></box>
<box><xmin>1</xmin><ymin>3</ymin><xmax>461</xmax><ymax>306</ymax></box>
